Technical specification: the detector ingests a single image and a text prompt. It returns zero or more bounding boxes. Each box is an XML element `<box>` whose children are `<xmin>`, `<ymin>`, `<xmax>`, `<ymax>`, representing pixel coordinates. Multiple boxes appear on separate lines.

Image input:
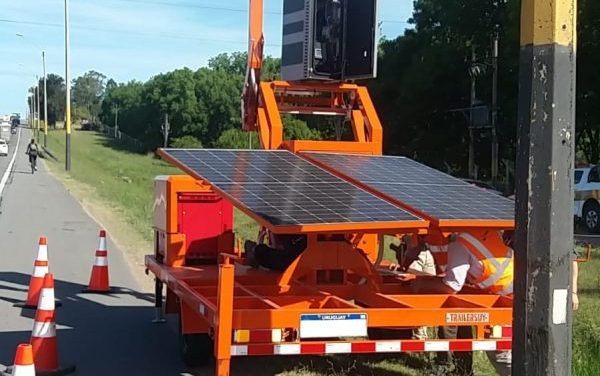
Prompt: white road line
<box><xmin>0</xmin><ymin>127</ymin><xmax>22</xmax><ymax>198</ymax></box>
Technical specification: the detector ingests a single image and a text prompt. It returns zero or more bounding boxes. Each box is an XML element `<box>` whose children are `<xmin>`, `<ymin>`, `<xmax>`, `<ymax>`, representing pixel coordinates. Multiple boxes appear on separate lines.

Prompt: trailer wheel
<box><xmin>179</xmin><ymin>315</ymin><xmax>213</xmax><ymax>367</ymax></box>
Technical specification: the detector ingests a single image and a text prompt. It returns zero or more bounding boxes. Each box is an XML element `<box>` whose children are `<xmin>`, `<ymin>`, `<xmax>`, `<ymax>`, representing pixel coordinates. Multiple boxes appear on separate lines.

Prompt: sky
<box><xmin>0</xmin><ymin>0</ymin><xmax>414</xmax><ymax>115</ymax></box>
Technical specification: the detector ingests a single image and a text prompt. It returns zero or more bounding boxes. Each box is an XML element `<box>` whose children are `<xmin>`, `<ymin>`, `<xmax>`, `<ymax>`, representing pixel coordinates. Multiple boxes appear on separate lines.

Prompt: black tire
<box><xmin>583</xmin><ymin>201</ymin><xmax>600</xmax><ymax>234</ymax></box>
<box><xmin>179</xmin><ymin>314</ymin><xmax>213</xmax><ymax>367</ymax></box>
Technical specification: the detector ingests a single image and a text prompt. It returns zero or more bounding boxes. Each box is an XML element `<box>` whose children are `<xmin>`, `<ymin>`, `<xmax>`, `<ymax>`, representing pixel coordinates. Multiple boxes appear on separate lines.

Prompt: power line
<box><xmin>0</xmin><ymin>16</ymin><xmax>405</xmax><ymax>43</ymax></box>
<box><xmin>0</xmin><ymin>18</ymin><xmax>62</xmax><ymax>28</ymax></box>
<box><xmin>117</xmin><ymin>0</ymin><xmax>412</xmax><ymax>25</ymax></box>
<box><xmin>113</xmin><ymin>0</ymin><xmax>282</xmax><ymax>15</ymax></box>
<box><xmin>0</xmin><ymin>18</ymin><xmax>282</xmax><ymax>47</ymax></box>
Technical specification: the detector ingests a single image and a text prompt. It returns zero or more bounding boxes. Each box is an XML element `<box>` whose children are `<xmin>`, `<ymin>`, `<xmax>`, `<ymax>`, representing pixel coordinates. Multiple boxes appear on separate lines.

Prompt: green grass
<box><xmin>573</xmin><ymin>248</ymin><xmax>600</xmax><ymax>376</ymax></box>
<box><xmin>45</xmin><ymin>130</ymin><xmax>258</xmax><ymax>243</ymax></box>
<box><xmin>45</xmin><ymin>130</ymin><xmax>179</xmax><ymax>239</ymax></box>
<box><xmin>42</xmin><ymin>130</ymin><xmax>600</xmax><ymax>375</ymax></box>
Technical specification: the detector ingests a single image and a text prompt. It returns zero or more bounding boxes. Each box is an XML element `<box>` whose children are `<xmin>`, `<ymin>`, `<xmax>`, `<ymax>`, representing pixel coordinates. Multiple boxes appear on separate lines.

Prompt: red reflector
<box><xmin>250</xmin><ymin>330</ymin><xmax>273</xmax><ymax>343</ymax></box>
<box><xmin>401</xmin><ymin>341</ymin><xmax>425</xmax><ymax>352</ymax></box>
<box><xmin>301</xmin><ymin>343</ymin><xmax>326</xmax><ymax>354</ymax></box>
<box><xmin>247</xmin><ymin>344</ymin><xmax>274</xmax><ymax>356</ymax></box>
<box><xmin>496</xmin><ymin>340</ymin><xmax>512</xmax><ymax>351</ymax></box>
<box><xmin>352</xmin><ymin>342</ymin><xmax>376</xmax><ymax>353</ymax></box>
<box><xmin>449</xmin><ymin>341</ymin><xmax>472</xmax><ymax>352</ymax></box>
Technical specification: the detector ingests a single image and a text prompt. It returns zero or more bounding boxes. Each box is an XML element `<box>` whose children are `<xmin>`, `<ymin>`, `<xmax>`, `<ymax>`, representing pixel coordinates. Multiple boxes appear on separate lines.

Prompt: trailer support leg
<box><xmin>215</xmin><ymin>258</ymin><xmax>234</xmax><ymax>376</ymax></box>
<box><xmin>152</xmin><ymin>278</ymin><xmax>167</xmax><ymax>323</ymax></box>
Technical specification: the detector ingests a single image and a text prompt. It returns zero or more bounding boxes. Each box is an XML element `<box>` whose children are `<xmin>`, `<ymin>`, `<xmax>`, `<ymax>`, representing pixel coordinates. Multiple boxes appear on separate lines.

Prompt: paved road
<box><xmin>0</xmin><ymin>127</ymin><xmax>19</xmax><ymax>199</ymax></box>
<box><xmin>0</xmin><ymin>129</ymin><xmax>188</xmax><ymax>375</ymax></box>
<box><xmin>0</xmin><ymin>134</ymin><xmax>16</xmax><ymax>171</ymax></box>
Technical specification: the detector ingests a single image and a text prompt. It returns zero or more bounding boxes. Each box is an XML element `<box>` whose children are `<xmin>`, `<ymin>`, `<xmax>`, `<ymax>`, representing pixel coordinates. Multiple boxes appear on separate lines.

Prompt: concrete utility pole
<box><xmin>162</xmin><ymin>114</ymin><xmax>170</xmax><ymax>148</ymax></box>
<box><xmin>37</xmin><ymin>78</ymin><xmax>41</xmax><ymax>143</ymax></box>
<box><xmin>35</xmin><ymin>79</ymin><xmax>39</xmax><ymax>141</ymax></box>
<box><xmin>29</xmin><ymin>93</ymin><xmax>33</xmax><ymax>130</ymax></box>
<box><xmin>43</xmin><ymin>51</ymin><xmax>48</xmax><ymax>148</ymax></box>
<box><xmin>65</xmin><ymin>0</ymin><xmax>72</xmax><ymax>171</ymax></box>
<box><xmin>490</xmin><ymin>34</ymin><xmax>499</xmax><ymax>184</ymax></box>
<box><xmin>513</xmin><ymin>1</ymin><xmax>577</xmax><ymax>375</ymax></box>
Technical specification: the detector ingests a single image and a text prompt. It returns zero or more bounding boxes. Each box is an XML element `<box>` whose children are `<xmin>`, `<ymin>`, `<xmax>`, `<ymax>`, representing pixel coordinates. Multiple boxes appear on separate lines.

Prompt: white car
<box><xmin>574</xmin><ymin>166</ymin><xmax>600</xmax><ymax>233</ymax></box>
<box><xmin>0</xmin><ymin>139</ymin><xmax>8</xmax><ymax>156</ymax></box>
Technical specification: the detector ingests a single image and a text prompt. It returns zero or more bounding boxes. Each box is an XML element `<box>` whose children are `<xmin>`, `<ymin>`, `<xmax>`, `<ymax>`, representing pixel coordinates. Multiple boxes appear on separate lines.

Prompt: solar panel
<box><xmin>304</xmin><ymin>152</ymin><xmax>514</xmax><ymax>224</ymax></box>
<box><xmin>159</xmin><ymin>149</ymin><xmax>426</xmax><ymax>230</ymax></box>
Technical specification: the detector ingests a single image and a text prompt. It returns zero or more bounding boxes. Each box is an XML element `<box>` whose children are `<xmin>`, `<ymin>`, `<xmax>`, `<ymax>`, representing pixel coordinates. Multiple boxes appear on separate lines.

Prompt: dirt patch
<box><xmin>43</xmin><ymin>160</ymin><xmax>154</xmax><ymax>292</ymax></box>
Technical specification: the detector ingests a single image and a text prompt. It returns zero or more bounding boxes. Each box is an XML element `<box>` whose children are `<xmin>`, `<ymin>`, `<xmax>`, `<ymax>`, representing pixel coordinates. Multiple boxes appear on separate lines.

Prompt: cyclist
<box><xmin>26</xmin><ymin>139</ymin><xmax>38</xmax><ymax>171</ymax></box>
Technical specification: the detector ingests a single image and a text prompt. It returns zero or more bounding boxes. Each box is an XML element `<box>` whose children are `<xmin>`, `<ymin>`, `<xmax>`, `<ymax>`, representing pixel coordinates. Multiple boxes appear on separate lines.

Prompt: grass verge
<box><xmin>42</xmin><ymin>130</ymin><xmax>599</xmax><ymax>375</ymax></box>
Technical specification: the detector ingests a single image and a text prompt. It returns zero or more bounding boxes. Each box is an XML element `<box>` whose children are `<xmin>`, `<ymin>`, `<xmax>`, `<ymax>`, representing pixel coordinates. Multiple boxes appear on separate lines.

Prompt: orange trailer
<box><xmin>145</xmin><ymin>2</ymin><xmax>515</xmax><ymax>375</ymax></box>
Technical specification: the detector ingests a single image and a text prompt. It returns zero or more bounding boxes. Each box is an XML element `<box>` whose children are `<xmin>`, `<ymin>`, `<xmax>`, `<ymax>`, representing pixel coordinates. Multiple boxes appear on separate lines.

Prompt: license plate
<box><xmin>299</xmin><ymin>313</ymin><xmax>368</xmax><ymax>339</ymax></box>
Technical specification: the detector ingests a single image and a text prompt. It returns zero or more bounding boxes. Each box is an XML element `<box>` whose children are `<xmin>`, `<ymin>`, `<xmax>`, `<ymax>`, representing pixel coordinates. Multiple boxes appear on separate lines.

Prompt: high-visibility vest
<box><xmin>456</xmin><ymin>232</ymin><xmax>514</xmax><ymax>296</ymax></box>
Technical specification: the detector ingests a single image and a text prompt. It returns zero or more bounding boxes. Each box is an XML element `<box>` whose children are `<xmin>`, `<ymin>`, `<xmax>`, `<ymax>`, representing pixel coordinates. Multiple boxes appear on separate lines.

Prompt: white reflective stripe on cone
<box><xmin>32</xmin><ymin>266</ymin><xmax>49</xmax><ymax>278</ymax></box>
<box><xmin>37</xmin><ymin>245</ymin><xmax>48</xmax><ymax>261</ymax></box>
<box><xmin>12</xmin><ymin>364</ymin><xmax>35</xmax><ymax>376</ymax></box>
<box><xmin>38</xmin><ymin>288</ymin><xmax>55</xmax><ymax>310</ymax></box>
<box><xmin>32</xmin><ymin>321</ymin><xmax>56</xmax><ymax>338</ymax></box>
<box><xmin>97</xmin><ymin>237</ymin><xmax>107</xmax><ymax>251</ymax></box>
<box><xmin>94</xmin><ymin>256</ymin><xmax>108</xmax><ymax>266</ymax></box>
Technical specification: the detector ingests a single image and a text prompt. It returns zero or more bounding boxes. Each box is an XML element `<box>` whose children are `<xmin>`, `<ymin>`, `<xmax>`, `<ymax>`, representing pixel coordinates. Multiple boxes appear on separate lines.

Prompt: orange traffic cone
<box><xmin>5</xmin><ymin>344</ymin><xmax>35</xmax><ymax>376</ymax></box>
<box><xmin>15</xmin><ymin>237</ymin><xmax>49</xmax><ymax>309</ymax></box>
<box><xmin>30</xmin><ymin>273</ymin><xmax>75</xmax><ymax>375</ymax></box>
<box><xmin>84</xmin><ymin>230</ymin><xmax>111</xmax><ymax>293</ymax></box>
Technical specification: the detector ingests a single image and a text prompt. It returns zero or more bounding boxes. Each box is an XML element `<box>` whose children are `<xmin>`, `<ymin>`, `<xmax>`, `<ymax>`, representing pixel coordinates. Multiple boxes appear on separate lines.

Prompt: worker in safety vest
<box><xmin>407</xmin><ymin>229</ymin><xmax>513</xmax><ymax>376</ymax></box>
<box><xmin>411</xmin><ymin>230</ymin><xmax>513</xmax><ymax>296</ymax></box>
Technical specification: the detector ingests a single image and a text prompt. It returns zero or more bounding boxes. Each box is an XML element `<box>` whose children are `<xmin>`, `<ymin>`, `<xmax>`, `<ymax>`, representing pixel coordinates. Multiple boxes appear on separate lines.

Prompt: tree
<box><xmin>368</xmin><ymin>0</ymin><xmax>520</xmax><ymax>178</ymax></box>
<box><xmin>283</xmin><ymin>116</ymin><xmax>321</xmax><ymax>141</ymax></box>
<box><xmin>33</xmin><ymin>74</ymin><xmax>66</xmax><ymax>127</ymax></box>
<box><xmin>576</xmin><ymin>0</ymin><xmax>600</xmax><ymax>164</ymax></box>
<box><xmin>101</xmin><ymin>80</ymin><xmax>145</xmax><ymax>137</ymax></box>
<box><xmin>144</xmin><ymin>68</ymin><xmax>202</xmax><ymax>147</ymax></box>
<box><xmin>208</xmin><ymin>52</ymin><xmax>247</xmax><ymax>76</ymax></box>
<box><xmin>72</xmin><ymin>70</ymin><xmax>107</xmax><ymax>123</ymax></box>
<box><xmin>215</xmin><ymin>129</ymin><xmax>259</xmax><ymax>149</ymax></box>
<box><xmin>171</xmin><ymin>135</ymin><xmax>202</xmax><ymax>148</ymax></box>
<box><xmin>44</xmin><ymin>74</ymin><xmax>66</xmax><ymax>126</ymax></box>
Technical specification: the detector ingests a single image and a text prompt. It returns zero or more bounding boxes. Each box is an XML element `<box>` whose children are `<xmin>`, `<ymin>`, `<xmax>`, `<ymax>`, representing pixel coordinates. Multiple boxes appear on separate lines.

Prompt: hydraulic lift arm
<box><xmin>242</xmin><ymin>0</ymin><xmax>264</xmax><ymax>132</ymax></box>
